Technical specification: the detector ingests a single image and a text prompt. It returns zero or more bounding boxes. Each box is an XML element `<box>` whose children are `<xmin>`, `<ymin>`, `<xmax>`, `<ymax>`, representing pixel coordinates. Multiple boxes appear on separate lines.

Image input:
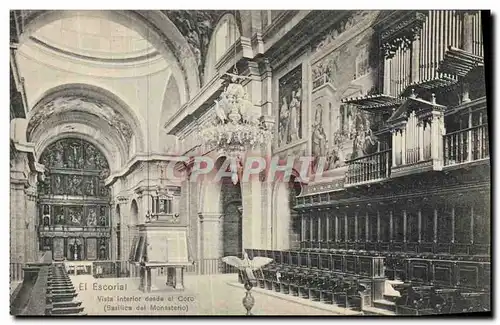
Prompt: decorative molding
<box><xmin>378</xmin><ymin>11</ymin><xmax>427</xmax><ymax>58</ymax></box>
<box><xmin>164</xmin><ymin>10</ymin><xmax>226</xmax><ymax>82</ymax></box>
<box><xmin>27</xmin><ymin>96</ymin><xmax>134</xmax><ymax>145</ymax></box>
<box><xmin>198</xmin><ymin>212</ymin><xmax>223</xmax><ymax>223</ymax></box>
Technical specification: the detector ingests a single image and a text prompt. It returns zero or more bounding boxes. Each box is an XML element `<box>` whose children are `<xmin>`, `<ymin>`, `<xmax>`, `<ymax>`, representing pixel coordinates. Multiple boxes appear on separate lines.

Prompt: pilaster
<box><xmin>241</xmin><ymin>177</ymin><xmax>263</xmax><ymax>250</ymax></box>
<box><xmin>198</xmin><ymin>212</ymin><xmax>223</xmax><ymax>261</ymax></box>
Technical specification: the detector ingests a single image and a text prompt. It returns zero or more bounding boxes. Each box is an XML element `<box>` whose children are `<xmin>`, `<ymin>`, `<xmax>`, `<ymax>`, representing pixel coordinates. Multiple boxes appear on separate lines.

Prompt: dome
<box><xmin>31</xmin><ymin>15</ymin><xmax>157</xmax><ymax>61</ymax></box>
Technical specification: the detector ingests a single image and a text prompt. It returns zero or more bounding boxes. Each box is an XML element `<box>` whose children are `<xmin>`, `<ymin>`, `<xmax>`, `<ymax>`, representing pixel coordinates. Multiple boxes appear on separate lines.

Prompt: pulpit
<box><xmin>128</xmin><ymin>214</ymin><xmax>193</xmax><ymax>292</ymax></box>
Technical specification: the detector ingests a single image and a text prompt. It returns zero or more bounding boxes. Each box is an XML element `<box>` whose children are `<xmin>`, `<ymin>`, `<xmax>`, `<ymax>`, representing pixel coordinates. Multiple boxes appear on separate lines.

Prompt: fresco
<box><xmin>310</xmin><ymin>23</ymin><xmax>381</xmax><ymax>171</ymax></box>
<box><xmin>278</xmin><ymin>65</ymin><xmax>303</xmax><ymax>147</ymax></box>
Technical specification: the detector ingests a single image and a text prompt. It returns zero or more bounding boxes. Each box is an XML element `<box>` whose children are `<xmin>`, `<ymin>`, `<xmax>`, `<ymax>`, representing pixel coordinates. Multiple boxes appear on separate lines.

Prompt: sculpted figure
<box><xmin>279</xmin><ymin>97</ymin><xmax>290</xmax><ymax>145</ymax></box>
<box><xmin>288</xmin><ymin>89</ymin><xmax>301</xmax><ymax>142</ymax></box>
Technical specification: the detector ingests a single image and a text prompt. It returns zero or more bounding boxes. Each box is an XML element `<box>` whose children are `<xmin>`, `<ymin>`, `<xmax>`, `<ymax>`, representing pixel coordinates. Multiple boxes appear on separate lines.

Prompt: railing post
<box><xmin>467</xmin><ymin>111</ymin><xmax>473</xmax><ymax>162</ymax></box>
<box><xmin>401</xmin><ymin>129</ymin><xmax>406</xmax><ymax>165</ymax></box>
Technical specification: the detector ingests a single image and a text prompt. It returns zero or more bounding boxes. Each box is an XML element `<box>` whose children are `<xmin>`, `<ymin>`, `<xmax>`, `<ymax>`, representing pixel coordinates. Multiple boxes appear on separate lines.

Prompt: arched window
<box><xmin>204</xmin><ymin>14</ymin><xmax>240</xmax><ymax>82</ymax></box>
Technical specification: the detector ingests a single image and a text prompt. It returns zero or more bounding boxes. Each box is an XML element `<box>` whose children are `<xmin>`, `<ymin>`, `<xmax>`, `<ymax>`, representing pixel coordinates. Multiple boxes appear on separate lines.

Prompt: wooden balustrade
<box><xmin>180</xmin><ymin>258</ymin><xmax>239</xmax><ymax>275</ymax></box>
<box><xmin>345</xmin><ymin>150</ymin><xmax>391</xmax><ymax>186</ymax></box>
<box><xmin>10</xmin><ymin>251</ymin><xmax>53</xmax><ymax>316</ymax></box>
<box><xmin>92</xmin><ymin>260</ymin><xmax>131</xmax><ymax>278</ymax></box>
<box><xmin>444</xmin><ymin>124</ymin><xmax>489</xmax><ymax>166</ymax></box>
<box><xmin>10</xmin><ymin>263</ymin><xmax>24</xmax><ymax>282</ymax></box>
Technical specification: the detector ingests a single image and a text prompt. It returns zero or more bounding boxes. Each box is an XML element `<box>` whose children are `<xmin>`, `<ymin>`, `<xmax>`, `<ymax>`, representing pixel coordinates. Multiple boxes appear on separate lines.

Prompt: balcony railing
<box><xmin>345</xmin><ymin>150</ymin><xmax>391</xmax><ymax>186</ymax></box>
<box><xmin>312</xmin><ymin>74</ymin><xmax>332</xmax><ymax>90</ymax></box>
<box><xmin>444</xmin><ymin>124</ymin><xmax>489</xmax><ymax>166</ymax></box>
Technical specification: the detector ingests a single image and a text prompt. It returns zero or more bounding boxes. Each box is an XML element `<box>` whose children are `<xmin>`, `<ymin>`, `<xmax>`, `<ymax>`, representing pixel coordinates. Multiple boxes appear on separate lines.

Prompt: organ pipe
<box><xmin>384</xmin><ymin>10</ymin><xmax>484</xmax><ymax>97</ymax></box>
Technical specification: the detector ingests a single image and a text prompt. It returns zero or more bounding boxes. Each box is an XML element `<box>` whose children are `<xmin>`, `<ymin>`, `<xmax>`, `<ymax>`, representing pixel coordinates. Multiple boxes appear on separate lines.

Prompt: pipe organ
<box><xmin>382</xmin><ymin>10</ymin><xmax>483</xmax><ymax>98</ymax></box>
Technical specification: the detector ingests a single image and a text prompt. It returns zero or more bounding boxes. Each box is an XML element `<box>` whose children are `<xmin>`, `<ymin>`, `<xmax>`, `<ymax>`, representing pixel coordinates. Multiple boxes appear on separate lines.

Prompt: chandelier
<box><xmin>201</xmin><ymin>72</ymin><xmax>272</xmax><ymax>184</ymax></box>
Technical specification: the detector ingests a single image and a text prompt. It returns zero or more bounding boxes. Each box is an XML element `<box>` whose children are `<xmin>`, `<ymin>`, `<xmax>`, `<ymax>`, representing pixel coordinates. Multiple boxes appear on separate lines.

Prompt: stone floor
<box><xmin>70</xmin><ymin>273</ymin><xmax>349</xmax><ymax>316</ymax></box>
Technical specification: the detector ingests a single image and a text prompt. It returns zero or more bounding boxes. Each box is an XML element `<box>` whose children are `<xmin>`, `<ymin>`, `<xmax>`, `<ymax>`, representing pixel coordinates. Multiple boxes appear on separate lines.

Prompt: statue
<box><xmin>54</xmin><ymin>175</ymin><xmax>62</xmax><ymax>193</ymax></box>
<box><xmin>56</xmin><ymin>213</ymin><xmax>65</xmax><ymax>225</ymax></box>
<box><xmin>222</xmin><ymin>252</ymin><xmax>273</xmax><ymax>315</ymax></box>
<box><xmin>86</xmin><ymin>145</ymin><xmax>96</xmax><ymax>168</ymax></box>
<box><xmin>279</xmin><ymin>97</ymin><xmax>290</xmax><ymax>145</ymax></box>
<box><xmin>288</xmin><ymin>89</ymin><xmax>301</xmax><ymax>142</ymax></box>
<box><xmin>87</xmin><ymin>209</ymin><xmax>97</xmax><ymax>226</ymax></box>
<box><xmin>70</xmin><ymin>210</ymin><xmax>81</xmax><ymax>225</ymax></box>
<box><xmin>99</xmin><ymin>214</ymin><xmax>107</xmax><ymax>226</ymax></box>
<box><xmin>53</xmin><ymin>142</ymin><xmax>64</xmax><ymax>168</ymax></box>
<box><xmin>99</xmin><ymin>244</ymin><xmax>107</xmax><ymax>260</ymax></box>
<box><xmin>42</xmin><ymin>205</ymin><xmax>50</xmax><ymax>226</ymax></box>
<box><xmin>85</xmin><ymin>178</ymin><xmax>95</xmax><ymax>196</ymax></box>
<box><xmin>311</xmin><ymin>105</ymin><xmax>327</xmax><ymax>159</ymax></box>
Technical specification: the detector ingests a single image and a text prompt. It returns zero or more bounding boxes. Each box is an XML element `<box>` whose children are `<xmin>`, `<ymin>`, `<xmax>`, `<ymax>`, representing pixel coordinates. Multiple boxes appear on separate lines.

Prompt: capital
<box><xmin>198</xmin><ymin>212</ymin><xmax>223</xmax><ymax>223</ymax></box>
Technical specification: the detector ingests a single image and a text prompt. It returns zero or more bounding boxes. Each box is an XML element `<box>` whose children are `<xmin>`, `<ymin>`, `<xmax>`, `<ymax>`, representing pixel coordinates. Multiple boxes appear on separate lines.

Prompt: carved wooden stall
<box><xmin>249</xmin><ymin>10</ymin><xmax>490</xmax><ymax>315</ymax></box>
<box><xmin>37</xmin><ymin>138</ymin><xmax>111</xmax><ymax>264</ymax></box>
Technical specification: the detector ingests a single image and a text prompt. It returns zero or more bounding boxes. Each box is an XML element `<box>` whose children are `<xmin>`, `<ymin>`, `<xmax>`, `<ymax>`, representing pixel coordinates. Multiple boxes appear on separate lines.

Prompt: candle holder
<box><xmin>222</xmin><ymin>252</ymin><xmax>273</xmax><ymax>316</ymax></box>
<box><xmin>240</xmin><ymin>270</ymin><xmax>258</xmax><ymax>315</ymax></box>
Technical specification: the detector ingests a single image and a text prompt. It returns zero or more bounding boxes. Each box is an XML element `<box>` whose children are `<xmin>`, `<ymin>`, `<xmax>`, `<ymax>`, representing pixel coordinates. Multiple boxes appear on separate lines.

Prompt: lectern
<box><xmin>128</xmin><ymin>213</ymin><xmax>193</xmax><ymax>293</ymax></box>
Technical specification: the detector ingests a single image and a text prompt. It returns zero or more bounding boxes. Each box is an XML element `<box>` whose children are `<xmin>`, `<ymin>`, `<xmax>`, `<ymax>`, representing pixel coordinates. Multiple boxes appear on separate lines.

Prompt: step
<box><xmin>52</xmin><ymin>293</ymin><xmax>78</xmax><ymax>302</ymax></box>
<box><xmin>52</xmin><ymin>281</ymin><xmax>73</xmax><ymax>286</ymax></box>
<box><xmin>54</xmin><ymin>312</ymin><xmax>87</xmax><ymax>316</ymax></box>
<box><xmin>52</xmin><ymin>289</ymin><xmax>76</xmax><ymax>295</ymax></box>
<box><xmin>362</xmin><ymin>306</ymin><xmax>396</xmax><ymax>316</ymax></box>
<box><xmin>51</xmin><ymin>306</ymin><xmax>84</xmax><ymax>315</ymax></box>
<box><xmin>51</xmin><ymin>284</ymin><xmax>74</xmax><ymax>289</ymax></box>
<box><xmin>373</xmin><ymin>299</ymin><xmax>396</xmax><ymax>313</ymax></box>
<box><xmin>52</xmin><ymin>300</ymin><xmax>82</xmax><ymax>309</ymax></box>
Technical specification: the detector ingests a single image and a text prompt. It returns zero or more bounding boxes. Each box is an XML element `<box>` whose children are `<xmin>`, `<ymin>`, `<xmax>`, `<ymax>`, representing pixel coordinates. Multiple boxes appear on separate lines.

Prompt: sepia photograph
<box><xmin>8</xmin><ymin>9</ymin><xmax>492</xmax><ymax>317</ymax></box>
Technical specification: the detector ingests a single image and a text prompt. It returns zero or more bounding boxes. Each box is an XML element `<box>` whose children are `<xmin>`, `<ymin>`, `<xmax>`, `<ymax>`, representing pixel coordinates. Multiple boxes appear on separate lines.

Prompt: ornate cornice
<box><xmin>377</xmin><ymin>11</ymin><xmax>427</xmax><ymax>58</ymax></box>
<box><xmin>116</xmin><ymin>195</ymin><xmax>129</xmax><ymax>203</ymax></box>
<box><xmin>268</xmin><ymin>11</ymin><xmax>346</xmax><ymax>70</ymax></box>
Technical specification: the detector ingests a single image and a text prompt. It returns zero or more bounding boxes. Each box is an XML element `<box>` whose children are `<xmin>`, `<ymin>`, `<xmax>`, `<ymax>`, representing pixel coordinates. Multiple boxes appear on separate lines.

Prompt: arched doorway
<box><xmin>222</xmin><ymin>196</ymin><xmax>243</xmax><ymax>258</ymax></box>
<box><xmin>131</xmin><ymin>200</ymin><xmax>139</xmax><ymax>225</ymax></box>
<box><xmin>217</xmin><ymin>158</ymin><xmax>243</xmax><ymax>259</ymax></box>
<box><xmin>37</xmin><ymin>137</ymin><xmax>111</xmax><ymax>261</ymax></box>
<box><xmin>197</xmin><ymin>156</ymin><xmax>243</xmax><ymax>274</ymax></box>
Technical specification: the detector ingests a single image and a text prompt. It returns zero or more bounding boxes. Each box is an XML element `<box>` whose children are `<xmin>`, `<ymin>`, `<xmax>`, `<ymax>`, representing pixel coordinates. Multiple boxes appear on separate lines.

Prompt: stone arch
<box><xmin>197</xmin><ymin>155</ymin><xmax>229</xmax><ymax>215</ymax></box>
<box><xmin>158</xmin><ymin>75</ymin><xmax>182</xmax><ymax>151</ymax></box>
<box><xmin>115</xmin><ymin>204</ymin><xmax>121</xmax><ymax>223</ymax></box>
<box><xmin>16</xmin><ymin>10</ymin><xmax>200</xmax><ymax>103</ymax></box>
<box><xmin>130</xmin><ymin>199</ymin><xmax>139</xmax><ymax>225</ymax></box>
<box><xmin>35</xmin><ymin>128</ymin><xmax>120</xmax><ymax>174</ymax></box>
<box><xmin>204</xmin><ymin>12</ymin><xmax>242</xmax><ymax>82</ymax></box>
<box><xmin>28</xmin><ymin>83</ymin><xmax>146</xmax><ymax>155</ymax></box>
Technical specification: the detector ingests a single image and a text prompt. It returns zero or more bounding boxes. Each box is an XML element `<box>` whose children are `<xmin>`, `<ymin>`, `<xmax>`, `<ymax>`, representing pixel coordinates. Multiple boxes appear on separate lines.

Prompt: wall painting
<box><xmin>278</xmin><ymin>65</ymin><xmax>303</xmax><ymax>147</ymax></box>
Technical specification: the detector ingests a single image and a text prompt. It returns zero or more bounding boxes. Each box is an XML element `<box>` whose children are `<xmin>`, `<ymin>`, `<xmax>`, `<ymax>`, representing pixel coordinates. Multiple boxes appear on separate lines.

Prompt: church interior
<box><xmin>10</xmin><ymin>10</ymin><xmax>491</xmax><ymax>316</ymax></box>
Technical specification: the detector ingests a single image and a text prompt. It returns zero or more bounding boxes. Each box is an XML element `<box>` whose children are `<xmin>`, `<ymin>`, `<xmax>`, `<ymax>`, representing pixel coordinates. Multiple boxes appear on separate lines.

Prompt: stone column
<box><xmin>110</xmin><ymin>203</ymin><xmax>117</xmax><ymax>261</ymax></box>
<box><xmin>25</xmin><ymin>186</ymin><xmax>38</xmax><ymax>262</ymax></box>
<box><xmin>118</xmin><ymin>201</ymin><xmax>126</xmax><ymax>262</ymax></box>
<box><xmin>198</xmin><ymin>212</ymin><xmax>223</xmax><ymax>274</ymax></box>
<box><xmin>10</xmin><ymin>180</ymin><xmax>27</xmax><ymax>264</ymax></box>
<box><xmin>241</xmin><ymin>177</ymin><xmax>263</xmax><ymax>250</ymax></box>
